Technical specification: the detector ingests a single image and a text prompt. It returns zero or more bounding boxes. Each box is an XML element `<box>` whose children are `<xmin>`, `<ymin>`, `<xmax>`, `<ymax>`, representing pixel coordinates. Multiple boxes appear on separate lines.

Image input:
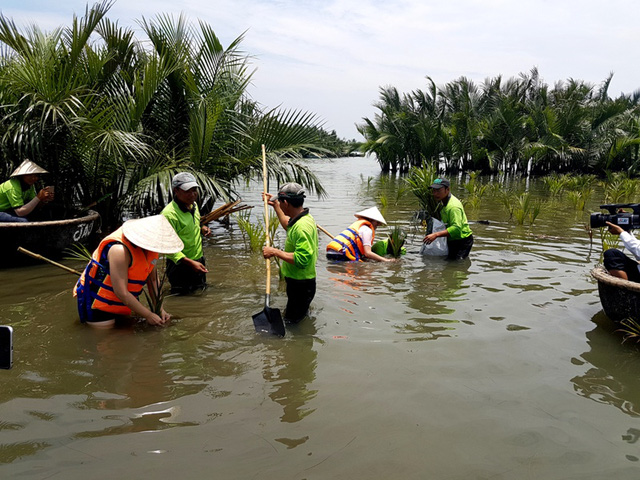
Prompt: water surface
<box><xmin>1</xmin><ymin>157</ymin><xmax>639</xmax><ymax>479</ymax></box>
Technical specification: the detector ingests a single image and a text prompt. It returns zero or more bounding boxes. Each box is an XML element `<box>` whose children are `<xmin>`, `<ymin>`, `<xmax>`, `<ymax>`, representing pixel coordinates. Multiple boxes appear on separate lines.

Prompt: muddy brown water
<box><xmin>1</xmin><ymin>157</ymin><xmax>640</xmax><ymax>479</ymax></box>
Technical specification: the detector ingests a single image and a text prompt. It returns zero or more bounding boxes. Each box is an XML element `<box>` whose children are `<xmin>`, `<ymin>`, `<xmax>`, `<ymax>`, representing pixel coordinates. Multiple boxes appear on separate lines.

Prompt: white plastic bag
<box><xmin>420</xmin><ymin>218</ymin><xmax>449</xmax><ymax>256</ymax></box>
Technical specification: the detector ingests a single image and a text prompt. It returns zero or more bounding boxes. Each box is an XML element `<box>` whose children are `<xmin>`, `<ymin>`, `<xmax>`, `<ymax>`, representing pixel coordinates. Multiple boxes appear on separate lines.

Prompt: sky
<box><xmin>2</xmin><ymin>0</ymin><xmax>640</xmax><ymax>140</ymax></box>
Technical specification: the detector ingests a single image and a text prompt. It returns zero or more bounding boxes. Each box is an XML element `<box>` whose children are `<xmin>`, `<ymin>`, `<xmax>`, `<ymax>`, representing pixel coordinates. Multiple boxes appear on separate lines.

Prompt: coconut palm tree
<box><xmin>359</xmin><ymin>67</ymin><xmax>640</xmax><ymax>177</ymax></box>
<box><xmin>0</xmin><ymin>2</ymin><xmax>327</xmax><ymax>230</ymax></box>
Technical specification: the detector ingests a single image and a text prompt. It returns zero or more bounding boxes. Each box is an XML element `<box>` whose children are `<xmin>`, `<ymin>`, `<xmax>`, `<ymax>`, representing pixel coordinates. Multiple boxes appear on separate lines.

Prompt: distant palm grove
<box><xmin>358</xmin><ymin>69</ymin><xmax>640</xmax><ymax>175</ymax></box>
<box><xmin>0</xmin><ymin>1</ymin><xmax>353</xmax><ymax>228</ymax></box>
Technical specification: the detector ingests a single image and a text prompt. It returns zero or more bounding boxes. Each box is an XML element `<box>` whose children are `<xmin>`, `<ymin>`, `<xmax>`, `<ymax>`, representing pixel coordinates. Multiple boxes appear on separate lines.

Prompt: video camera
<box><xmin>590</xmin><ymin>203</ymin><xmax>640</xmax><ymax>231</ymax></box>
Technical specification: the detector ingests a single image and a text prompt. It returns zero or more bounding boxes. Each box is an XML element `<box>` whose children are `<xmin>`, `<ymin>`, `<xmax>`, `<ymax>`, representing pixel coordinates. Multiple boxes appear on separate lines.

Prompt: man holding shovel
<box><xmin>262</xmin><ymin>183</ymin><xmax>318</xmax><ymax>324</ymax></box>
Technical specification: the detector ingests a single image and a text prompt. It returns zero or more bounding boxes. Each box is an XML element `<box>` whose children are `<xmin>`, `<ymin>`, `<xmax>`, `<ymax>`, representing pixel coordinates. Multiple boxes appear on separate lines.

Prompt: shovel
<box><xmin>252</xmin><ymin>144</ymin><xmax>285</xmax><ymax>337</ymax></box>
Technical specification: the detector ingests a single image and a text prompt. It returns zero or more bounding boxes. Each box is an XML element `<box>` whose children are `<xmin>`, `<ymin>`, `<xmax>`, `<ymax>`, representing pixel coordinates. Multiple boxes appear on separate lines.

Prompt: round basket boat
<box><xmin>591</xmin><ymin>265</ymin><xmax>640</xmax><ymax>322</ymax></box>
<box><xmin>0</xmin><ymin>210</ymin><xmax>101</xmax><ymax>267</ymax></box>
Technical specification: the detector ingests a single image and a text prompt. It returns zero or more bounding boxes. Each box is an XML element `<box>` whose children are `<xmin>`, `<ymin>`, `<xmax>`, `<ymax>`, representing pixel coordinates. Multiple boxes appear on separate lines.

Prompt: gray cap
<box><xmin>172</xmin><ymin>172</ymin><xmax>199</xmax><ymax>191</ymax></box>
<box><xmin>277</xmin><ymin>182</ymin><xmax>306</xmax><ymax>200</ymax></box>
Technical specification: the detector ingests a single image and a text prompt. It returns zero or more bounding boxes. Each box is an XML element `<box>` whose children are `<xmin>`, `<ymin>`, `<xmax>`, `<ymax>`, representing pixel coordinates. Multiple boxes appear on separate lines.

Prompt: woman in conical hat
<box><xmin>0</xmin><ymin>159</ymin><xmax>54</xmax><ymax>223</ymax></box>
<box><xmin>74</xmin><ymin>215</ymin><xmax>184</xmax><ymax>328</ymax></box>
<box><xmin>326</xmin><ymin>206</ymin><xmax>393</xmax><ymax>262</ymax></box>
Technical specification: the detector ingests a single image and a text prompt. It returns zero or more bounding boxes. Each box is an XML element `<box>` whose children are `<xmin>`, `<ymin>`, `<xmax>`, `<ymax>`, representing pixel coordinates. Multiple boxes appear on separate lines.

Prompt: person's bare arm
<box><xmin>14</xmin><ymin>188</ymin><xmax>54</xmax><ymax>216</ymax></box>
<box><xmin>181</xmin><ymin>257</ymin><xmax>208</xmax><ymax>273</ymax></box>
<box><xmin>362</xmin><ymin>244</ymin><xmax>393</xmax><ymax>262</ymax></box>
<box><xmin>263</xmin><ymin>192</ymin><xmax>289</xmax><ymax>229</ymax></box>
<box><xmin>263</xmin><ymin>246</ymin><xmax>295</xmax><ymax>264</ymax></box>
<box><xmin>108</xmin><ymin>245</ymin><xmax>167</xmax><ymax>326</ymax></box>
<box><xmin>423</xmin><ymin>228</ymin><xmax>450</xmax><ymax>244</ymax></box>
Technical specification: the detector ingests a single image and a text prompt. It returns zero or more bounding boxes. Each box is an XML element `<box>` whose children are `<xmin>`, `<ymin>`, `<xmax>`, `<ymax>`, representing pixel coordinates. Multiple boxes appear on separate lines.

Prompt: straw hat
<box><xmin>122</xmin><ymin>215</ymin><xmax>184</xmax><ymax>254</ymax></box>
<box><xmin>355</xmin><ymin>206</ymin><xmax>387</xmax><ymax>225</ymax></box>
<box><xmin>11</xmin><ymin>160</ymin><xmax>49</xmax><ymax>177</ymax></box>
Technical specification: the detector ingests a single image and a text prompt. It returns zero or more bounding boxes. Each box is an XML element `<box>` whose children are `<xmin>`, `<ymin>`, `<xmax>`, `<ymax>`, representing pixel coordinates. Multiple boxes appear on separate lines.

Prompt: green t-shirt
<box><xmin>281</xmin><ymin>211</ymin><xmax>318</xmax><ymax>280</ymax></box>
<box><xmin>0</xmin><ymin>178</ymin><xmax>36</xmax><ymax>212</ymax></box>
<box><xmin>441</xmin><ymin>194</ymin><xmax>473</xmax><ymax>241</ymax></box>
<box><xmin>161</xmin><ymin>200</ymin><xmax>204</xmax><ymax>264</ymax></box>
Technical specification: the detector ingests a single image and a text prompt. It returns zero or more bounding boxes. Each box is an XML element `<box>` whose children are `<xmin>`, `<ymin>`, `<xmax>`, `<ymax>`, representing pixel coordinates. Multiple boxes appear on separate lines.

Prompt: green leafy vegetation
<box><xmin>405</xmin><ymin>164</ymin><xmax>441</xmax><ymax>220</ymax></box>
<box><xmin>359</xmin><ymin>68</ymin><xmax>640</xmax><ymax>176</ymax></box>
<box><xmin>235</xmin><ymin>210</ymin><xmax>279</xmax><ymax>252</ymax></box>
<box><xmin>616</xmin><ymin>317</ymin><xmax>640</xmax><ymax>344</ymax></box>
<box><xmin>387</xmin><ymin>226</ymin><xmax>407</xmax><ymax>258</ymax></box>
<box><xmin>0</xmin><ymin>1</ymin><xmax>328</xmax><ymax>230</ymax></box>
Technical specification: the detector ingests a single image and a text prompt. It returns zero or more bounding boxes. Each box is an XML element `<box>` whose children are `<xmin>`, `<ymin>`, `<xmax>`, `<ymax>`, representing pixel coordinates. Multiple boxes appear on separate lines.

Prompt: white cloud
<box><xmin>3</xmin><ymin>0</ymin><xmax>640</xmax><ymax>138</ymax></box>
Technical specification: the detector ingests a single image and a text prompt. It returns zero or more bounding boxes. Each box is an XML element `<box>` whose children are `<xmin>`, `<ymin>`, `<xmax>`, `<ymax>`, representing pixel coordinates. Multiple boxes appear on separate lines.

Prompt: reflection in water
<box><xmin>326</xmin><ymin>261</ymin><xmax>371</xmax><ymax>315</ymax></box>
<box><xmin>81</xmin><ymin>328</ymin><xmax>176</xmax><ymax>410</ymax></box>
<box><xmin>572</xmin><ymin>311</ymin><xmax>640</xmax><ymax>417</ymax></box>
<box><xmin>399</xmin><ymin>256</ymin><xmax>472</xmax><ymax>340</ymax></box>
<box><xmin>0</xmin><ymin>441</ymin><xmax>50</xmax><ymax>465</ymax></box>
<box><xmin>261</xmin><ymin>320</ymin><xmax>318</xmax><ymax>425</ymax></box>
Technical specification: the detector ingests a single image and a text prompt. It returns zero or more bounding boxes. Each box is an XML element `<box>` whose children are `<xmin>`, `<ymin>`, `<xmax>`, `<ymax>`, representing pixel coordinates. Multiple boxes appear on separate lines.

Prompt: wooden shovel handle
<box><xmin>262</xmin><ymin>144</ymin><xmax>271</xmax><ymax>295</ymax></box>
<box><xmin>317</xmin><ymin>224</ymin><xmax>334</xmax><ymax>239</ymax></box>
<box><xmin>17</xmin><ymin>247</ymin><xmax>82</xmax><ymax>276</ymax></box>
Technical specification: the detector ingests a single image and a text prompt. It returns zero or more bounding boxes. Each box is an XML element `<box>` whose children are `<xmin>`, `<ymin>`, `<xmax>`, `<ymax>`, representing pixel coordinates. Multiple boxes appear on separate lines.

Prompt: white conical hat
<box><xmin>10</xmin><ymin>160</ymin><xmax>49</xmax><ymax>177</ymax></box>
<box><xmin>122</xmin><ymin>215</ymin><xmax>184</xmax><ymax>254</ymax></box>
<box><xmin>355</xmin><ymin>206</ymin><xmax>387</xmax><ymax>225</ymax></box>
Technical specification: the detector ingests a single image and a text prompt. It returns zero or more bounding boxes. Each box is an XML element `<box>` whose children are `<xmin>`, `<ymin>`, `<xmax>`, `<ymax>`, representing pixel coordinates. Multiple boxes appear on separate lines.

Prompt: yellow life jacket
<box><xmin>326</xmin><ymin>219</ymin><xmax>374</xmax><ymax>261</ymax></box>
<box><xmin>74</xmin><ymin>228</ymin><xmax>158</xmax><ymax>322</ymax></box>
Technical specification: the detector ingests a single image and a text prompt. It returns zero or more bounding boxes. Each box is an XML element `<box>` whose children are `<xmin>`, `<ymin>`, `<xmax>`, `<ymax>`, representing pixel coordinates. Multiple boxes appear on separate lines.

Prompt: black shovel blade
<box><xmin>252</xmin><ymin>306</ymin><xmax>285</xmax><ymax>337</ymax></box>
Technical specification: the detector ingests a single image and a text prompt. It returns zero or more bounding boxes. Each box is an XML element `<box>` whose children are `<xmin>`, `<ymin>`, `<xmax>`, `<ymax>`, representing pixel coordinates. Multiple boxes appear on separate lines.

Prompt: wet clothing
<box><xmin>604</xmin><ymin>231</ymin><xmax>640</xmax><ymax>282</ymax></box>
<box><xmin>326</xmin><ymin>219</ymin><xmax>375</xmax><ymax>261</ymax></box>
<box><xmin>280</xmin><ymin>209</ymin><xmax>318</xmax><ymax>322</ymax></box>
<box><xmin>161</xmin><ymin>200</ymin><xmax>206</xmax><ymax>293</ymax></box>
<box><xmin>440</xmin><ymin>194</ymin><xmax>472</xmax><ymax>240</ymax></box>
<box><xmin>440</xmin><ymin>194</ymin><xmax>473</xmax><ymax>260</ymax></box>
<box><xmin>281</xmin><ymin>209</ymin><xmax>318</xmax><ymax>280</ymax></box>
<box><xmin>0</xmin><ymin>179</ymin><xmax>35</xmax><ymax>221</ymax></box>
<box><xmin>74</xmin><ymin>229</ymin><xmax>158</xmax><ymax>322</ymax></box>
<box><xmin>447</xmin><ymin>235</ymin><xmax>474</xmax><ymax>260</ymax></box>
<box><xmin>284</xmin><ymin>277</ymin><xmax>316</xmax><ymax>323</ymax></box>
<box><xmin>166</xmin><ymin>255</ymin><xmax>207</xmax><ymax>294</ymax></box>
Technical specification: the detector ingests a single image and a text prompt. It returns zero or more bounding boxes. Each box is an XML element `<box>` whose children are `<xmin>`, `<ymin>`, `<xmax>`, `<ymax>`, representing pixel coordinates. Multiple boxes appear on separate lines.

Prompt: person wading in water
<box><xmin>161</xmin><ymin>172</ymin><xmax>211</xmax><ymax>294</ymax></box>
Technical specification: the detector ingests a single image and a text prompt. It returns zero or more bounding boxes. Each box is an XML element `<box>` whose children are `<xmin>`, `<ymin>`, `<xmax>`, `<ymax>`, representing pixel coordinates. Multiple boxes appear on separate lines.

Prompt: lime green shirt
<box><xmin>281</xmin><ymin>211</ymin><xmax>318</xmax><ymax>280</ymax></box>
<box><xmin>161</xmin><ymin>200</ymin><xmax>204</xmax><ymax>264</ymax></box>
<box><xmin>441</xmin><ymin>194</ymin><xmax>473</xmax><ymax>240</ymax></box>
<box><xmin>0</xmin><ymin>178</ymin><xmax>36</xmax><ymax>212</ymax></box>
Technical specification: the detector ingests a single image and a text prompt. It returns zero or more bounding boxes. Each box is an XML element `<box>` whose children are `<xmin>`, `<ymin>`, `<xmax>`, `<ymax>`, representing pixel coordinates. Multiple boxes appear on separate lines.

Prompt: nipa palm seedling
<box><xmin>542</xmin><ymin>173</ymin><xmax>569</xmax><ymax>196</ymax></box>
<box><xmin>406</xmin><ymin>164</ymin><xmax>442</xmax><ymax>221</ymax></box>
<box><xmin>236</xmin><ymin>211</ymin><xmax>266</xmax><ymax>252</ymax></box>
<box><xmin>616</xmin><ymin>317</ymin><xmax>640</xmax><ymax>344</ymax></box>
<box><xmin>142</xmin><ymin>261</ymin><xmax>169</xmax><ymax>316</ymax></box>
<box><xmin>387</xmin><ymin>226</ymin><xmax>407</xmax><ymax>258</ymax></box>
<box><xmin>235</xmin><ymin>210</ymin><xmax>279</xmax><ymax>252</ymax></box>
<box><xmin>506</xmin><ymin>192</ymin><xmax>546</xmax><ymax>226</ymax></box>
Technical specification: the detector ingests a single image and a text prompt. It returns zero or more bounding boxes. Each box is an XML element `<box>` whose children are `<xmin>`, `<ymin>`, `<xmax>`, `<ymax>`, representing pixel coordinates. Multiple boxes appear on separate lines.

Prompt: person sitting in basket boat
<box><xmin>161</xmin><ymin>172</ymin><xmax>211</xmax><ymax>294</ymax></box>
<box><xmin>326</xmin><ymin>207</ymin><xmax>393</xmax><ymax>262</ymax></box>
<box><xmin>0</xmin><ymin>160</ymin><xmax>54</xmax><ymax>223</ymax></box>
<box><xmin>73</xmin><ymin>215</ymin><xmax>184</xmax><ymax>329</ymax></box>
<box><xmin>603</xmin><ymin>221</ymin><xmax>640</xmax><ymax>282</ymax></box>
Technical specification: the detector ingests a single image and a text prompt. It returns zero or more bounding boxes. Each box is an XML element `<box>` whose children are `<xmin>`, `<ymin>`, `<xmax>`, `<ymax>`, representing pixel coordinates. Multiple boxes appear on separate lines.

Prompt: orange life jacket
<box><xmin>326</xmin><ymin>219</ymin><xmax>375</xmax><ymax>261</ymax></box>
<box><xmin>74</xmin><ymin>228</ymin><xmax>158</xmax><ymax>322</ymax></box>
